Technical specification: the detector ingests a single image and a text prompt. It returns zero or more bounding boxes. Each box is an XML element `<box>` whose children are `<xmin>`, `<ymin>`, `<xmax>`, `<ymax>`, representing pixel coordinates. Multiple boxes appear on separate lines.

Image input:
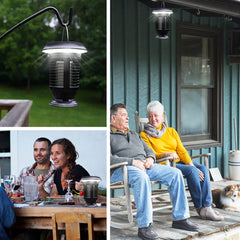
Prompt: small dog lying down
<box><xmin>212</xmin><ymin>184</ymin><xmax>240</xmax><ymax>212</ymax></box>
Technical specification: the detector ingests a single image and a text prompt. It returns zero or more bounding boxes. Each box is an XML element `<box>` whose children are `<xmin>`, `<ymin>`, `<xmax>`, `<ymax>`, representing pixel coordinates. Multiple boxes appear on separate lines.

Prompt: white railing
<box><xmin>0</xmin><ymin>100</ymin><xmax>32</xmax><ymax>127</ymax></box>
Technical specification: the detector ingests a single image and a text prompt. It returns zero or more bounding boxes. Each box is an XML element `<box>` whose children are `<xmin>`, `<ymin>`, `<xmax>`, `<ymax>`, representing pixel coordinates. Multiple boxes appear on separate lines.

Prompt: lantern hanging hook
<box><xmin>0</xmin><ymin>6</ymin><xmax>73</xmax><ymax>41</ymax></box>
<box><xmin>62</xmin><ymin>25</ymin><xmax>70</xmax><ymax>41</ymax></box>
<box><xmin>161</xmin><ymin>1</ymin><xmax>165</xmax><ymax>8</ymax></box>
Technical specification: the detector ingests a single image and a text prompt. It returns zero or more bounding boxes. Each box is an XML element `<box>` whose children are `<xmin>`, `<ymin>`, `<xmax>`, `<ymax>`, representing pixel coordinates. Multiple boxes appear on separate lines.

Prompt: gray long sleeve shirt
<box><xmin>110</xmin><ymin>127</ymin><xmax>156</xmax><ymax>170</ymax></box>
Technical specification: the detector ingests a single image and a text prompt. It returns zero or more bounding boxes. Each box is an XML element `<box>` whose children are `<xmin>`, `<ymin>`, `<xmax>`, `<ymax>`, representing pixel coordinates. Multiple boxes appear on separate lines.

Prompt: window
<box><xmin>0</xmin><ymin>131</ymin><xmax>10</xmax><ymax>178</ymax></box>
<box><xmin>177</xmin><ymin>23</ymin><xmax>222</xmax><ymax>149</ymax></box>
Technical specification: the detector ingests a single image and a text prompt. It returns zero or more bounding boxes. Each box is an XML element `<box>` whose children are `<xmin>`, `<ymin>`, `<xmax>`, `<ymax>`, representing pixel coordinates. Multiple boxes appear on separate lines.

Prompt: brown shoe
<box><xmin>172</xmin><ymin>219</ymin><xmax>198</xmax><ymax>232</ymax></box>
<box><xmin>199</xmin><ymin>207</ymin><xmax>224</xmax><ymax>221</ymax></box>
<box><xmin>138</xmin><ymin>224</ymin><xmax>159</xmax><ymax>240</ymax></box>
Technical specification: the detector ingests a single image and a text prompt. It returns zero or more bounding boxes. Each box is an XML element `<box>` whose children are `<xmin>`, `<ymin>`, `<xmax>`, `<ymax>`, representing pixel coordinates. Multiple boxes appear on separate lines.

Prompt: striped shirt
<box><xmin>19</xmin><ymin>162</ymin><xmax>56</xmax><ymax>194</ymax></box>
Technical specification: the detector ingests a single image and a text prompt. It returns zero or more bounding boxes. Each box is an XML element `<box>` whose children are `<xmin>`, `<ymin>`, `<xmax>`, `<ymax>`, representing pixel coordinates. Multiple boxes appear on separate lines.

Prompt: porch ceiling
<box><xmin>139</xmin><ymin>0</ymin><xmax>240</xmax><ymax>23</ymax></box>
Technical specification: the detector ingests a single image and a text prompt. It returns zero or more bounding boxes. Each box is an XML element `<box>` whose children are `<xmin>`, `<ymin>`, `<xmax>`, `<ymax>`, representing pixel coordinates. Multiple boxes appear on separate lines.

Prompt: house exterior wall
<box><xmin>111</xmin><ymin>0</ymin><xmax>240</xmax><ymax>178</ymax></box>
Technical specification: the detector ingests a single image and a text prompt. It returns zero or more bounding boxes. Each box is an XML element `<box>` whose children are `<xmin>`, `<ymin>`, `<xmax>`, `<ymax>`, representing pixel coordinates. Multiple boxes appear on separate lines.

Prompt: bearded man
<box><xmin>19</xmin><ymin>137</ymin><xmax>56</xmax><ymax>197</ymax></box>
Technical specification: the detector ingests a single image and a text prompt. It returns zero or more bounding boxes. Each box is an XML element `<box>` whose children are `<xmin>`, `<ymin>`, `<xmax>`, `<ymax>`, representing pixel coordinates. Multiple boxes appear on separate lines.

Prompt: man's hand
<box><xmin>38</xmin><ymin>182</ymin><xmax>44</xmax><ymax>191</ymax></box>
<box><xmin>132</xmin><ymin>159</ymin><xmax>146</xmax><ymax>172</ymax></box>
<box><xmin>37</xmin><ymin>174</ymin><xmax>44</xmax><ymax>183</ymax></box>
<box><xmin>142</xmin><ymin>157</ymin><xmax>154</xmax><ymax>169</ymax></box>
<box><xmin>37</xmin><ymin>174</ymin><xmax>44</xmax><ymax>190</ymax></box>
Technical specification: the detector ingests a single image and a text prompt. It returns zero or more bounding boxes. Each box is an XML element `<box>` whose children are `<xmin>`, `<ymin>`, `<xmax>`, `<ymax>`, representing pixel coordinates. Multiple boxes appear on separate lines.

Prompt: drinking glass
<box><xmin>12</xmin><ymin>177</ymin><xmax>22</xmax><ymax>195</ymax></box>
<box><xmin>23</xmin><ymin>176</ymin><xmax>38</xmax><ymax>202</ymax></box>
<box><xmin>64</xmin><ymin>179</ymin><xmax>73</xmax><ymax>202</ymax></box>
<box><xmin>3</xmin><ymin>175</ymin><xmax>15</xmax><ymax>193</ymax></box>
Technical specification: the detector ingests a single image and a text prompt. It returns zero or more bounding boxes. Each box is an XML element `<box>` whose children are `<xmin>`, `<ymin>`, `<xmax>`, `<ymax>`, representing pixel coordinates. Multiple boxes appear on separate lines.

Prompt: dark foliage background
<box><xmin>0</xmin><ymin>0</ymin><xmax>106</xmax><ymax>101</ymax></box>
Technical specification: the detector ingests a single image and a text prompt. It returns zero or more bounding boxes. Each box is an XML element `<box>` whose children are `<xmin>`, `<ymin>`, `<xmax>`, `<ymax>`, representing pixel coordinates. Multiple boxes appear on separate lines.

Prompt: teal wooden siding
<box><xmin>111</xmin><ymin>0</ymin><xmax>240</xmax><ymax>178</ymax></box>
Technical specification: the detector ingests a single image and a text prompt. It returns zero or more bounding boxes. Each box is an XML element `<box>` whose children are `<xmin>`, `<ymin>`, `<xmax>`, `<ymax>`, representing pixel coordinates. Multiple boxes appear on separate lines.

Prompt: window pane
<box><xmin>0</xmin><ymin>131</ymin><xmax>10</xmax><ymax>152</ymax></box>
<box><xmin>0</xmin><ymin>157</ymin><xmax>10</xmax><ymax>178</ymax></box>
<box><xmin>181</xmin><ymin>34</ymin><xmax>213</xmax><ymax>86</ymax></box>
<box><xmin>181</xmin><ymin>89</ymin><xmax>210</xmax><ymax>135</ymax></box>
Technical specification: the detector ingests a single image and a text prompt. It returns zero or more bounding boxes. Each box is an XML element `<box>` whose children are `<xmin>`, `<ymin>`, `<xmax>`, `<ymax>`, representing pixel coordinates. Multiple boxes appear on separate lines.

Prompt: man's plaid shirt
<box><xmin>19</xmin><ymin>162</ymin><xmax>56</xmax><ymax>194</ymax></box>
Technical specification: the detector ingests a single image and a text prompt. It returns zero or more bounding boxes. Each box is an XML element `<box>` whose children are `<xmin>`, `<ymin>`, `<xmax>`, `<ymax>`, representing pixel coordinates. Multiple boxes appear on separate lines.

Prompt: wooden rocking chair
<box><xmin>110</xmin><ymin>158</ymin><xmax>174</xmax><ymax>229</ymax></box>
<box><xmin>110</xmin><ymin>111</ymin><xmax>211</xmax><ymax>229</ymax></box>
<box><xmin>134</xmin><ymin>111</ymin><xmax>210</xmax><ymax>169</ymax></box>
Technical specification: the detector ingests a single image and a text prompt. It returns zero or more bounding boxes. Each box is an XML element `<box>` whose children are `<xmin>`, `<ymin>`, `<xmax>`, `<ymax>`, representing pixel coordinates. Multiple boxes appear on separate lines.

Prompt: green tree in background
<box><xmin>0</xmin><ymin>0</ymin><xmax>106</xmax><ymax>101</ymax></box>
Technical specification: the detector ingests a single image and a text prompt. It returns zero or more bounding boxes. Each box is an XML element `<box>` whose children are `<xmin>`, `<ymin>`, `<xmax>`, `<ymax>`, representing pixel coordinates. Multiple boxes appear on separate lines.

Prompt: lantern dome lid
<box><xmin>81</xmin><ymin>176</ymin><xmax>101</xmax><ymax>183</ymax></box>
<box><xmin>152</xmin><ymin>8</ymin><xmax>173</xmax><ymax>15</ymax></box>
<box><xmin>42</xmin><ymin>41</ymin><xmax>87</xmax><ymax>54</ymax></box>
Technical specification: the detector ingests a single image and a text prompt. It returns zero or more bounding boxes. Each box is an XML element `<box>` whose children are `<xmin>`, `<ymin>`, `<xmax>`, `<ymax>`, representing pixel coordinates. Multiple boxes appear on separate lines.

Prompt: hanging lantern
<box><xmin>42</xmin><ymin>41</ymin><xmax>87</xmax><ymax>107</ymax></box>
<box><xmin>152</xmin><ymin>8</ymin><xmax>173</xmax><ymax>39</ymax></box>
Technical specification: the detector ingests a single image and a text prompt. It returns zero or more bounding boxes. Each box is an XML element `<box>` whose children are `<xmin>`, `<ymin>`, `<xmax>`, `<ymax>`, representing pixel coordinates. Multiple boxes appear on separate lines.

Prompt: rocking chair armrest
<box><xmin>156</xmin><ymin>156</ymin><xmax>173</xmax><ymax>163</ymax></box>
<box><xmin>191</xmin><ymin>153</ymin><xmax>211</xmax><ymax>159</ymax></box>
<box><xmin>110</xmin><ymin>162</ymin><xmax>129</xmax><ymax>170</ymax></box>
<box><xmin>191</xmin><ymin>153</ymin><xmax>211</xmax><ymax>169</ymax></box>
<box><xmin>156</xmin><ymin>156</ymin><xmax>176</xmax><ymax>167</ymax></box>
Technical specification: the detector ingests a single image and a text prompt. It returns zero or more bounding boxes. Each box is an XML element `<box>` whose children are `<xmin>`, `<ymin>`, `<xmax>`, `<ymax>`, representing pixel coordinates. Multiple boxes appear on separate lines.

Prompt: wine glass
<box><xmin>3</xmin><ymin>175</ymin><xmax>15</xmax><ymax>194</ymax></box>
<box><xmin>12</xmin><ymin>177</ymin><xmax>22</xmax><ymax>196</ymax></box>
<box><xmin>64</xmin><ymin>179</ymin><xmax>73</xmax><ymax>202</ymax></box>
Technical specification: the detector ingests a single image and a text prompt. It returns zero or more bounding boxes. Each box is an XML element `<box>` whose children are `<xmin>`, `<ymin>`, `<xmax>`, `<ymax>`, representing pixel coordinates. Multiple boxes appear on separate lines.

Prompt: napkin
<box><xmin>14</xmin><ymin>203</ymin><xmax>29</xmax><ymax>208</ymax></box>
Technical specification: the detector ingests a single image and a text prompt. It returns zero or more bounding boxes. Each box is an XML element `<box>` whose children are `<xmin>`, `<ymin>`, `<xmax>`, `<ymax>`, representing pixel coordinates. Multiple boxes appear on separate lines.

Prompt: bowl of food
<box><xmin>11</xmin><ymin>196</ymin><xmax>25</xmax><ymax>203</ymax></box>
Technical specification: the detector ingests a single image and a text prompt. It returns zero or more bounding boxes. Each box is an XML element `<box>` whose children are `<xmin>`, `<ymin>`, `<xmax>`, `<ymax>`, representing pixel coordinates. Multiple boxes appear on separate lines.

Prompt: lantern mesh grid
<box><xmin>49</xmin><ymin>56</ymin><xmax>80</xmax><ymax>89</ymax></box>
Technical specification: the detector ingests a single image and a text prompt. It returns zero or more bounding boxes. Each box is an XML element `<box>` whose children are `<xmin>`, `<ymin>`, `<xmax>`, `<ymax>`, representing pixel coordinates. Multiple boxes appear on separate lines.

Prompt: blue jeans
<box><xmin>111</xmin><ymin>164</ymin><xmax>190</xmax><ymax>228</ymax></box>
<box><xmin>176</xmin><ymin>162</ymin><xmax>212</xmax><ymax>209</ymax></box>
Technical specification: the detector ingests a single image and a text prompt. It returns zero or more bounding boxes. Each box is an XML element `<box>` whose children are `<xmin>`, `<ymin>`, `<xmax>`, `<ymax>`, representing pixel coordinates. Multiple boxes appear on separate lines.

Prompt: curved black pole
<box><xmin>0</xmin><ymin>6</ymin><xmax>73</xmax><ymax>41</ymax></box>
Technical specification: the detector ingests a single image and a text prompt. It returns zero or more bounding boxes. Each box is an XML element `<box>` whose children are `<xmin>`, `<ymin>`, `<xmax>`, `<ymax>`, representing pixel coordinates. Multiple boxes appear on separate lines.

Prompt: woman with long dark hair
<box><xmin>50</xmin><ymin>138</ymin><xmax>89</xmax><ymax>195</ymax></box>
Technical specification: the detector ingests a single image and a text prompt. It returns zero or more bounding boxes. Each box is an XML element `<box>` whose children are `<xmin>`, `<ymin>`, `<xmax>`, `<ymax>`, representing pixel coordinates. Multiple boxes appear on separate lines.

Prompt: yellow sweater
<box><xmin>140</xmin><ymin>125</ymin><xmax>192</xmax><ymax>164</ymax></box>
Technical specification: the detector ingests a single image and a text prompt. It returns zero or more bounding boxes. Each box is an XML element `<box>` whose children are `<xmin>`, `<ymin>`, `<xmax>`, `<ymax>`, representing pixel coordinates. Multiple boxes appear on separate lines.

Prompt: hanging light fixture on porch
<box><xmin>0</xmin><ymin>6</ymin><xmax>87</xmax><ymax>107</ymax></box>
<box><xmin>152</xmin><ymin>1</ymin><xmax>173</xmax><ymax>39</ymax></box>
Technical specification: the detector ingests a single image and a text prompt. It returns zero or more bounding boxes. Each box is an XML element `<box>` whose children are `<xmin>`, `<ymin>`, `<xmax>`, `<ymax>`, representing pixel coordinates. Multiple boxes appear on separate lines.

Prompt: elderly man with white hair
<box><xmin>110</xmin><ymin>103</ymin><xmax>198</xmax><ymax>240</ymax></box>
<box><xmin>140</xmin><ymin>100</ymin><xmax>224</xmax><ymax>221</ymax></box>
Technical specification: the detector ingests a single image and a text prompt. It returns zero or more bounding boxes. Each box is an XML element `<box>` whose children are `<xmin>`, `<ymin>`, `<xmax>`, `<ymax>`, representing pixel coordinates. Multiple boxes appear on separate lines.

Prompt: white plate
<box><xmin>47</xmin><ymin>195</ymin><xmax>65</xmax><ymax>202</ymax></box>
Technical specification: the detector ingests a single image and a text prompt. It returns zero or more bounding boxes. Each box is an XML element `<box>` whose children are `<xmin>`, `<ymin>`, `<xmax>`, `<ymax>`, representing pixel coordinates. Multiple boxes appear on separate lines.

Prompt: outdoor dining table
<box><xmin>13</xmin><ymin>203</ymin><xmax>106</xmax><ymax>232</ymax></box>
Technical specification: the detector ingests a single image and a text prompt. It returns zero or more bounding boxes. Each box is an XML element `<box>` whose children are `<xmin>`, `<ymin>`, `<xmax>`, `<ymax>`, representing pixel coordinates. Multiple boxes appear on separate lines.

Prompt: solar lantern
<box><xmin>81</xmin><ymin>176</ymin><xmax>101</xmax><ymax>205</ymax></box>
<box><xmin>42</xmin><ymin>41</ymin><xmax>87</xmax><ymax>107</ymax></box>
<box><xmin>152</xmin><ymin>5</ymin><xmax>173</xmax><ymax>39</ymax></box>
<box><xmin>0</xmin><ymin>7</ymin><xmax>87</xmax><ymax>107</ymax></box>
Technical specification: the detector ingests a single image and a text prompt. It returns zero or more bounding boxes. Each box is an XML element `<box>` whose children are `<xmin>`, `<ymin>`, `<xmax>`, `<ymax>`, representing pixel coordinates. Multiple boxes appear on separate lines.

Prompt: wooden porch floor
<box><xmin>110</xmin><ymin>179</ymin><xmax>240</xmax><ymax>240</ymax></box>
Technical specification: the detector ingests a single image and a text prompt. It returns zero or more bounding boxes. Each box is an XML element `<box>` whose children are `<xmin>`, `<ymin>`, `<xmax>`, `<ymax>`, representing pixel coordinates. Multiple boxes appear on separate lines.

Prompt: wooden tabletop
<box><xmin>14</xmin><ymin>203</ymin><xmax>106</xmax><ymax>231</ymax></box>
<box><xmin>14</xmin><ymin>204</ymin><xmax>106</xmax><ymax>218</ymax></box>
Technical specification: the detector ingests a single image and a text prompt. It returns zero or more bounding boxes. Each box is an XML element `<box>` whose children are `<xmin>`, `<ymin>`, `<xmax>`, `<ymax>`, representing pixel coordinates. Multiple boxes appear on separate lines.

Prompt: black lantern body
<box><xmin>153</xmin><ymin>9</ymin><xmax>173</xmax><ymax>39</ymax></box>
<box><xmin>155</xmin><ymin>16</ymin><xmax>170</xmax><ymax>39</ymax></box>
<box><xmin>81</xmin><ymin>176</ymin><xmax>101</xmax><ymax>205</ymax></box>
<box><xmin>43</xmin><ymin>41</ymin><xmax>87</xmax><ymax>107</ymax></box>
<box><xmin>48</xmin><ymin>54</ymin><xmax>80</xmax><ymax>107</ymax></box>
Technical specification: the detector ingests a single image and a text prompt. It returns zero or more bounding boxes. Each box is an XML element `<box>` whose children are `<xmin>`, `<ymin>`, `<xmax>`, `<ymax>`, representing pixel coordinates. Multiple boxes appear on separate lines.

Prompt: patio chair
<box><xmin>110</xmin><ymin>158</ymin><xmax>174</xmax><ymax>229</ymax></box>
<box><xmin>52</xmin><ymin>212</ymin><xmax>94</xmax><ymax>240</ymax></box>
<box><xmin>135</xmin><ymin>111</ymin><xmax>168</xmax><ymax>134</ymax></box>
<box><xmin>110</xmin><ymin>112</ymin><xmax>211</xmax><ymax>229</ymax></box>
<box><xmin>134</xmin><ymin>111</ymin><xmax>210</xmax><ymax>169</ymax></box>
<box><xmin>134</xmin><ymin>110</ymin><xmax>211</xmax><ymax>192</ymax></box>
